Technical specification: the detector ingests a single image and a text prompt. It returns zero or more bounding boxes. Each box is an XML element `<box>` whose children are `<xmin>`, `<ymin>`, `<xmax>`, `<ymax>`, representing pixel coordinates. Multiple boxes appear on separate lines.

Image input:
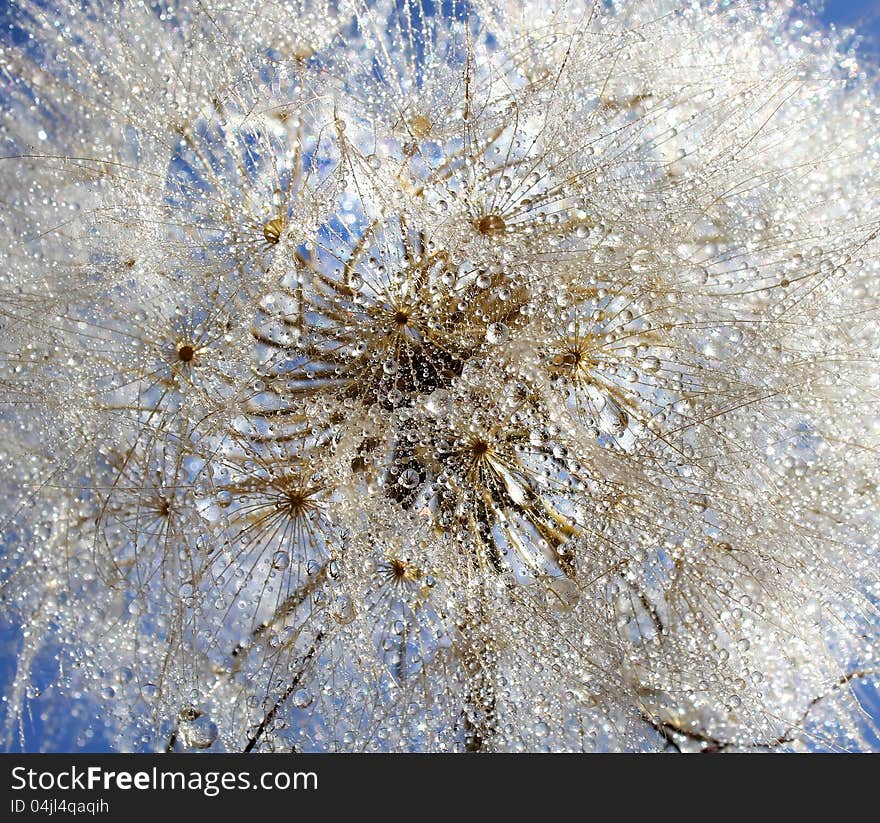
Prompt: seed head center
<box><xmin>475</xmin><ymin>214</ymin><xmax>507</xmax><ymax>236</ymax></box>
<box><xmin>263</xmin><ymin>217</ymin><xmax>284</xmax><ymax>245</ymax></box>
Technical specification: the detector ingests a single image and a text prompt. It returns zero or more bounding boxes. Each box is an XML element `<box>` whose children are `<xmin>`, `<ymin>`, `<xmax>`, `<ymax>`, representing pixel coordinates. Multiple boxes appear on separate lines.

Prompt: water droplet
<box><xmin>682</xmin><ymin>265</ymin><xmax>709</xmax><ymax>285</ymax></box>
<box><xmin>486</xmin><ymin>323</ymin><xmax>509</xmax><ymax>344</ymax></box>
<box><xmin>179</xmin><ymin>711</ymin><xmax>218</xmax><ymax>749</ymax></box>
<box><xmin>629</xmin><ymin>249</ymin><xmax>652</xmax><ymax>272</ymax></box>
<box><xmin>293</xmin><ymin>689</ymin><xmax>313</xmax><ymax>709</ymax></box>
<box><xmin>398</xmin><ymin>468</ymin><xmax>421</xmax><ymax>489</ymax></box>
<box><xmin>545</xmin><ymin>577</ymin><xmax>580</xmax><ymax>612</ymax></box>
<box><xmin>332</xmin><ymin>595</ymin><xmax>356</xmax><ymax>624</ymax></box>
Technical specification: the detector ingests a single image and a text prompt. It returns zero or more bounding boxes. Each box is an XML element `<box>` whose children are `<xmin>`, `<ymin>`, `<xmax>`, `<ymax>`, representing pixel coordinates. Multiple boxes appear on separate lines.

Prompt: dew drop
<box><xmin>629</xmin><ymin>249</ymin><xmax>652</xmax><ymax>272</ymax></box>
<box><xmin>486</xmin><ymin>323</ymin><xmax>509</xmax><ymax>344</ymax></box>
<box><xmin>545</xmin><ymin>577</ymin><xmax>580</xmax><ymax>612</ymax></box>
<box><xmin>332</xmin><ymin>595</ymin><xmax>357</xmax><ymax>624</ymax></box>
<box><xmin>292</xmin><ymin>689</ymin><xmax>313</xmax><ymax>709</ymax></box>
<box><xmin>179</xmin><ymin>710</ymin><xmax>218</xmax><ymax>749</ymax></box>
<box><xmin>398</xmin><ymin>468</ymin><xmax>421</xmax><ymax>489</ymax></box>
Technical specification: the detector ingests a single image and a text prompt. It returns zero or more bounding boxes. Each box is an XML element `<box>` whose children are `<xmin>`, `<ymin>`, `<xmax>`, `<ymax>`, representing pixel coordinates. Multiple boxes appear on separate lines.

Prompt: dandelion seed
<box><xmin>263</xmin><ymin>216</ymin><xmax>284</xmax><ymax>245</ymax></box>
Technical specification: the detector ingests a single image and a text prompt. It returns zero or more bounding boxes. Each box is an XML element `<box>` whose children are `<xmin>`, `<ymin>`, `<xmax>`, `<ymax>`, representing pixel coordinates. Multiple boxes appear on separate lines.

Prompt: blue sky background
<box><xmin>823</xmin><ymin>0</ymin><xmax>879</xmax><ymax>26</ymax></box>
<box><xmin>0</xmin><ymin>0</ymin><xmax>879</xmax><ymax>753</ymax></box>
<box><xmin>822</xmin><ymin>0</ymin><xmax>880</xmax><ymax>58</ymax></box>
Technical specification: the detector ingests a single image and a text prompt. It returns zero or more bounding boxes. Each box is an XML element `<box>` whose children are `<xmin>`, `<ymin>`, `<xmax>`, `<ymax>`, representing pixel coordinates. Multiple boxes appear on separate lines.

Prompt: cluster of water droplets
<box><xmin>0</xmin><ymin>0</ymin><xmax>878</xmax><ymax>752</ymax></box>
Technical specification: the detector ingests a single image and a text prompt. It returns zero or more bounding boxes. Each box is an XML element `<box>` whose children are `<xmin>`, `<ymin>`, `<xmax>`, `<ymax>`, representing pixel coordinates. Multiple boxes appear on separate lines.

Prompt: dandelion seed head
<box><xmin>1</xmin><ymin>0</ymin><xmax>879</xmax><ymax>754</ymax></box>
